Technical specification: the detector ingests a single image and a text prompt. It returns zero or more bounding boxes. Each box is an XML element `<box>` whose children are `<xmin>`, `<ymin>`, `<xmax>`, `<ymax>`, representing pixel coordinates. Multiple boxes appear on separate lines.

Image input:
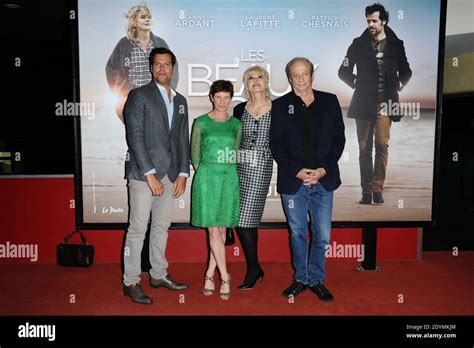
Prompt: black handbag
<box><xmin>224</xmin><ymin>228</ymin><xmax>235</xmax><ymax>246</ymax></box>
<box><xmin>56</xmin><ymin>230</ymin><xmax>94</xmax><ymax>267</ymax></box>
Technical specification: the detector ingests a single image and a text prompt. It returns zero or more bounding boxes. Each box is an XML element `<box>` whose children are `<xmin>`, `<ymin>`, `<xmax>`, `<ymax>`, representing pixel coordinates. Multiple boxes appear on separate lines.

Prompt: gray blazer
<box><xmin>124</xmin><ymin>81</ymin><xmax>190</xmax><ymax>182</ymax></box>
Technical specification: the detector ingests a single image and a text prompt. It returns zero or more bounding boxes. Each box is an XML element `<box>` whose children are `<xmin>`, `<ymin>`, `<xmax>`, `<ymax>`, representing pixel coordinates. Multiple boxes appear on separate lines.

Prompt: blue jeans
<box><xmin>281</xmin><ymin>183</ymin><xmax>333</xmax><ymax>286</ymax></box>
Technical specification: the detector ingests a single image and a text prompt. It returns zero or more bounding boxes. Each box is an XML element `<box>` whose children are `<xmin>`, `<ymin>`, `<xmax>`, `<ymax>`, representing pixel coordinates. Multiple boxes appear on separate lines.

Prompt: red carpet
<box><xmin>0</xmin><ymin>252</ymin><xmax>472</xmax><ymax>316</ymax></box>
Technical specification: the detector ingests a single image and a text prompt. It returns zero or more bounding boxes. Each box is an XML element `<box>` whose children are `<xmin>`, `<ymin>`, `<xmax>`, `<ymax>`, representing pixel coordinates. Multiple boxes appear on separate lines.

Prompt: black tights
<box><xmin>236</xmin><ymin>227</ymin><xmax>261</xmax><ymax>283</ymax></box>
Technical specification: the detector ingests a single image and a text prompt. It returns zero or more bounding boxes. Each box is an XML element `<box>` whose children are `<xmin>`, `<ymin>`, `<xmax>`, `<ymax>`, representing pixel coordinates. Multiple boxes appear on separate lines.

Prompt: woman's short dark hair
<box><xmin>148</xmin><ymin>47</ymin><xmax>177</xmax><ymax>68</ymax></box>
<box><xmin>209</xmin><ymin>80</ymin><xmax>234</xmax><ymax>104</ymax></box>
<box><xmin>365</xmin><ymin>3</ymin><xmax>389</xmax><ymax>24</ymax></box>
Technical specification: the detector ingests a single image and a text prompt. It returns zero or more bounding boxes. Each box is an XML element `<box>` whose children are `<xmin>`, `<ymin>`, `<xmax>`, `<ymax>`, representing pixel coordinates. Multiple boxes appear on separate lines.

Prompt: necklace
<box><xmin>248</xmin><ymin>100</ymin><xmax>271</xmax><ymax>117</ymax></box>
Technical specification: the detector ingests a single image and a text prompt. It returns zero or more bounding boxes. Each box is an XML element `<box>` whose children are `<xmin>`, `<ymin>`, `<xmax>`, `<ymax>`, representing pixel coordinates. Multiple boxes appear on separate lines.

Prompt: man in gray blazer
<box><xmin>123</xmin><ymin>47</ymin><xmax>190</xmax><ymax>304</ymax></box>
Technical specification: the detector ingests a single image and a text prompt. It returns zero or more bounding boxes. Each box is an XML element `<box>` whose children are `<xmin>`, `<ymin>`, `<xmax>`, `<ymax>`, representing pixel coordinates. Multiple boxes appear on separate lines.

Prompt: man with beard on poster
<box><xmin>338</xmin><ymin>3</ymin><xmax>412</xmax><ymax>205</ymax></box>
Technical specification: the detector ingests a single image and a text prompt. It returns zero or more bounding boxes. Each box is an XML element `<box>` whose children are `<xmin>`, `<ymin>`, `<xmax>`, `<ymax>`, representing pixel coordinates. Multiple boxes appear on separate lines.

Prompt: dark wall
<box><xmin>423</xmin><ymin>93</ymin><xmax>474</xmax><ymax>251</ymax></box>
<box><xmin>0</xmin><ymin>1</ymin><xmax>74</xmax><ymax>174</ymax></box>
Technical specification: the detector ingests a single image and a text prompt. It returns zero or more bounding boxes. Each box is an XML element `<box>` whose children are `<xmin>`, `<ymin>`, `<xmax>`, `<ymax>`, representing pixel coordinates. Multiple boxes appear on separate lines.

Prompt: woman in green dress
<box><xmin>191</xmin><ymin>80</ymin><xmax>242</xmax><ymax>300</ymax></box>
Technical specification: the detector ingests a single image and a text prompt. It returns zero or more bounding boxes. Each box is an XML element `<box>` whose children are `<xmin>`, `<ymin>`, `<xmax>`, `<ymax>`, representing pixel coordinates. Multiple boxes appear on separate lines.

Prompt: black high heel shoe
<box><xmin>237</xmin><ymin>269</ymin><xmax>264</xmax><ymax>290</ymax></box>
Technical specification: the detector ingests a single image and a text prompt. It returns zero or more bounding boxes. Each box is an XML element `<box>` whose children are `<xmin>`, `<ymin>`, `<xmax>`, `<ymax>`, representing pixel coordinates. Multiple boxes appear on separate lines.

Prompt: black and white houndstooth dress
<box><xmin>236</xmin><ymin>106</ymin><xmax>273</xmax><ymax>228</ymax></box>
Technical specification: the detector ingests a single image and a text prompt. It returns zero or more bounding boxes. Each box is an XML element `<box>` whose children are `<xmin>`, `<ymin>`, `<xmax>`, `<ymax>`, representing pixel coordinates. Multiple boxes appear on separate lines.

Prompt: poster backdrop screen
<box><xmin>75</xmin><ymin>0</ymin><xmax>443</xmax><ymax>227</ymax></box>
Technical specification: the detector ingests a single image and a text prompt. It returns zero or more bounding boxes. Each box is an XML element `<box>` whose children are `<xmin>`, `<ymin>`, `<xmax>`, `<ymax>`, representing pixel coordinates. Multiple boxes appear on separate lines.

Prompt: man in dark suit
<box><xmin>339</xmin><ymin>3</ymin><xmax>412</xmax><ymax>204</ymax></box>
<box><xmin>270</xmin><ymin>57</ymin><xmax>345</xmax><ymax>301</ymax></box>
<box><xmin>122</xmin><ymin>47</ymin><xmax>190</xmax><ymax>304</ymax></box>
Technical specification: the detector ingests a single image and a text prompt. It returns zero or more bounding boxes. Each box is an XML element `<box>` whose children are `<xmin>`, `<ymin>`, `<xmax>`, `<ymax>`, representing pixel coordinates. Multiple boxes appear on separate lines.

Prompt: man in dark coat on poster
<box><xmin>339</xmin><ymin>3</ymin><xmax>412</xmax><ymax>204</ymax></box>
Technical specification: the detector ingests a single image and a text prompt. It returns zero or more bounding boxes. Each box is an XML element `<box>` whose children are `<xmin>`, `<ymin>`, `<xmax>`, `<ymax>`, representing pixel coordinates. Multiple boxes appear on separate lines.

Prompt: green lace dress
<box><xmin>191</xmin><ymin>114</ymin><xmax>242</xmax><ymax>227</ymax></box>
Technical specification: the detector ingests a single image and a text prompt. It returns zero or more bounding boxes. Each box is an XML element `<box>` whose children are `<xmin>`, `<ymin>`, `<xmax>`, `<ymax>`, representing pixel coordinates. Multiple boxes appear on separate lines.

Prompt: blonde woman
<box><xmin>106</xmin><ymin>3</ymin><xmax>178</xmax><ymax>123</ymax></box>
<box><xmin>233</xmin><ymin>66</ymin><xmax>273</xmax><ymax>290</ymax></box>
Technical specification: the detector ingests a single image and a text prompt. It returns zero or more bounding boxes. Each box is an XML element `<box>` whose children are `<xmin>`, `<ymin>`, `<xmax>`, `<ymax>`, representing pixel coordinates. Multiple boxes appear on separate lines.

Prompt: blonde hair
<box><xmin>125</xmin><ymin>3</ymin><xmax>152</xmax><ymax>42</ymax></box>
<box><xmin>242</xmin><ymin>65</ymin><xmax>271</xmax><ymax>101</ymax></box>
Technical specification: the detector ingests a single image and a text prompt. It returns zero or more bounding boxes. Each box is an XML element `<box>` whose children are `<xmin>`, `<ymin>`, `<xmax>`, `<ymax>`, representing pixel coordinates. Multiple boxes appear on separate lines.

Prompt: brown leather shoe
<box><xmin>123</xmin><ymin>283</ymin><xmax>153</xmax><ymax>304</ymax></box>
<box><xmin>373</xmin><ymin>192</ymin><xmax>384</xmax><ymax>204</ymax></box>
<box><xmin>359</xmin><ymin>193</ymin><xmax>372</xmax><ymax>204</ymax></box>
<box><xmin>150</xmin><ymin>274</ymin><xmax>188</xmax><ymax>290</ymax></box>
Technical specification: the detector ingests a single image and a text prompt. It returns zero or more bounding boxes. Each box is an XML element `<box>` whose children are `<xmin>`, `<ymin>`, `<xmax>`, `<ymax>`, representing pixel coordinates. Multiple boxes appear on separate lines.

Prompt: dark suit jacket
<box><xmin>338</xmin><ymin>26</ymin><xmax>412</xmax><ymax>122</ymax></box>
<box><xmin>124</xmin><ymin>81</ymin><xmax>190</xmax><ymax>182</ymax></box>
<box><xmin>270</xmin><ymin>90</ymin><xmax>345</xmax><ymax>195</ymax></box>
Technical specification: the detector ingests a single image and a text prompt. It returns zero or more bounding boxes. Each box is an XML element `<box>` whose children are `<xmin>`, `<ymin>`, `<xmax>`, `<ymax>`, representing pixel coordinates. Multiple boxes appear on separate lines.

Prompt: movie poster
<box><xmin>77</xmin><ymin>0</ymin><xmax>442</xmax><ymax>225</ymax></box>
